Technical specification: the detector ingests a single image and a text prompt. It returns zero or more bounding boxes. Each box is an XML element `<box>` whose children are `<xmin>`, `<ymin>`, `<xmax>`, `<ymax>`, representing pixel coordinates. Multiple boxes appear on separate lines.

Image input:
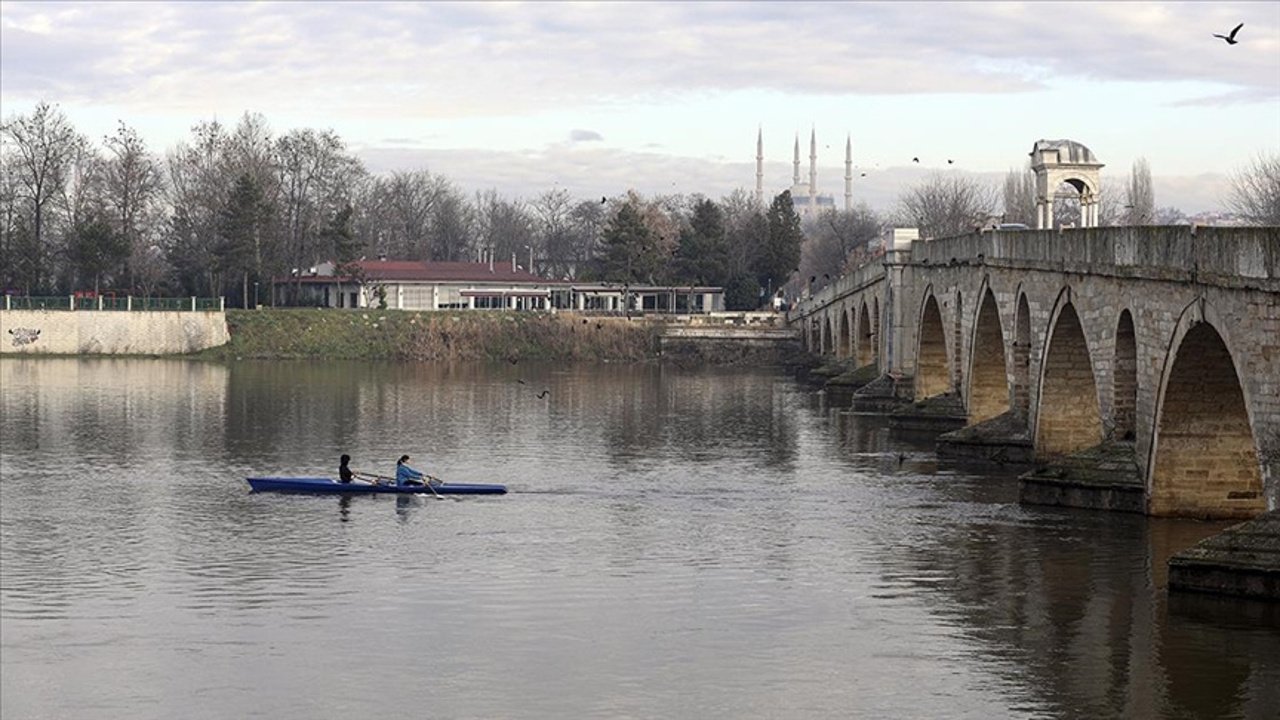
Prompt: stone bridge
<box><xmin>789</xmin><ymin>226</ymin><xmax>1279</xmax><ymax>519</ymax></box>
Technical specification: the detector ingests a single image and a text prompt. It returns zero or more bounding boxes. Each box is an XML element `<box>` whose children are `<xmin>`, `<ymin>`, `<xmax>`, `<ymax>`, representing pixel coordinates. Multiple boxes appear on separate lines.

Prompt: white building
<box><xmin>273</xmin><ymin>259</ymin><xmax>724</xmax><ymax>313</ymax></box>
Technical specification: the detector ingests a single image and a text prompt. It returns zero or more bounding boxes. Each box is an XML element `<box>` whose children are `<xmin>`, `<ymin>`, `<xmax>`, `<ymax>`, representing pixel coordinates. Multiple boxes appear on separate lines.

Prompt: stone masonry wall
<box><xmin>790</xmin><ymin>226</ymin><xmax>1280</xmax><ymax>516</ymax></box>
<box><xmin>0</xmin><ymin>310</ymin><xmax>230</xmax><ymax>355</ymax></box>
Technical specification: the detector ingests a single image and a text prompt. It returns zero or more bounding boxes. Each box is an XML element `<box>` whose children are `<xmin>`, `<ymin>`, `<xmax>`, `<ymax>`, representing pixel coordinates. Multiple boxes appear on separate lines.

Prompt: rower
<box><xmin>396</xmin><ymin>455</ymin><xmax>427</xmax><ymax>486</ymax></box>
<box><xmin>339</xmin><ymin>454</ymin><xmax>376</xmax><ymax>485</ymax></box>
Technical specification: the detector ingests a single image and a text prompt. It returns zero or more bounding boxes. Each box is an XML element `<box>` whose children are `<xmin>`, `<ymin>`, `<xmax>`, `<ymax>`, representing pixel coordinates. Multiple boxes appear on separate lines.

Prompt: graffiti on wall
<box><xmin>8</xmin><ymin>328</ymin><xmax>41</xmax><ymax>347</ymax></box>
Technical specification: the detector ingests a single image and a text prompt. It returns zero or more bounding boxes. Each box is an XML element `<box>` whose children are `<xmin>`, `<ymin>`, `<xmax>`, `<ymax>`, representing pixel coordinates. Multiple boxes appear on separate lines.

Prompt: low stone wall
<box><xmin>0</xmin><ymin>310</ymin><xmax>230</xmax><ymax>355</ymax></box>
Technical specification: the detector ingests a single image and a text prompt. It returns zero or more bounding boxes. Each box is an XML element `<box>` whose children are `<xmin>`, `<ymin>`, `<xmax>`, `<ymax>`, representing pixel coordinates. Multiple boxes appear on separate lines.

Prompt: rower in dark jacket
<box><xmin>339</xmin><ymin>454</ymin><xmax>376</xmax><ymax>484</ymax></box>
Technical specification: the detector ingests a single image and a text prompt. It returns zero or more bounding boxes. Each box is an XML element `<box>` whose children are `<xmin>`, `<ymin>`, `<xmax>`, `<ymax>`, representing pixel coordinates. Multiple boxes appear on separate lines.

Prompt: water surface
<box><xmin>2</xmin><ymin>358</ymin><xmax>1277</xmax><ymax>719</ymax></box>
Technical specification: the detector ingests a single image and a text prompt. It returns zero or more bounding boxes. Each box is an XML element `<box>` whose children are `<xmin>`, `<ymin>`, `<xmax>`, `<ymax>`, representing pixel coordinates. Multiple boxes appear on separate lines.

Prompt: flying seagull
<box><xmin>1213</xmin><ymin>22</ymin><xmax>1243</xmax><ymax>44</ymax></box>
<box><xmin>912</xmin><ymin>157</ymin><xmax>920</xmax><ymax>163</ymax></box>
<box><xmin>537</xmin><ymin>390</ymin><xmax>550</xmax><ymax>399</ymax></box>
<box><xmin>947</xmin><ymin>159</ymin><xmax>955</xmax><ymax>165</ymax></box>
<box><xmin>860</xmin><ymin>172</ymin><xmax>867</xmax><ymax>177</ymax></box>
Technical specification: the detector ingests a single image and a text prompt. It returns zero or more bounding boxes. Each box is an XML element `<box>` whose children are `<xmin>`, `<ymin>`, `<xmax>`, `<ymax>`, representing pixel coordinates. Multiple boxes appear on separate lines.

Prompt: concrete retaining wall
<box><xmin>0</xmin><ymin>310</ymin><xmax>230</xmax><ymax>355</ymax></box>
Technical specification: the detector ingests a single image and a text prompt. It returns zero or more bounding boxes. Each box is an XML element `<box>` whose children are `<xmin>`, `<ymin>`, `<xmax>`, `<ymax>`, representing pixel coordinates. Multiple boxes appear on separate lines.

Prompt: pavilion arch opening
<box><xmin>915</xmin><ymin>294</ymin><xmax>950</xmax><ymax>399</ymax></box>
<box><xmin>1013</xmin><ymin>294</ymin><xmax>1032</xmax><ymax>419</ymax></box>
<box><xmin>838</xmin><ymin>310</ymin><xmax>851</xmax><ymax>360</ymax></box>
<box><xmin>824</xmin><ymin>316</ymin><xmax>834</xmax><ymax>355</ymax></box>
<box><xmin>1051</xmin><ymin>179</ymin><xmax>1086</xmax><ymax>229</ymax></box>
<box><xmin>857</xmin><ymin>302</ymin><xmax>873</xmax><ymax>367</ymax></box>
<box><xmin>1150</xmin><ymin>322</ymin><xmax>1263</xmax><ymax>519</ymax></box>
<box><xmin>1113</xmin><ymin>311</ymin><xmax>1137</xmax><ymax>441</ymax></box>
<box><xmin>1035</xmin><ymin>301</ymin><xmax>1101</xmax><ymax>457</ymax></box>
<box><xmin>968</xmin><ymin>290</ymin><xmax>1009</xmax><ymax>424</ymax></box>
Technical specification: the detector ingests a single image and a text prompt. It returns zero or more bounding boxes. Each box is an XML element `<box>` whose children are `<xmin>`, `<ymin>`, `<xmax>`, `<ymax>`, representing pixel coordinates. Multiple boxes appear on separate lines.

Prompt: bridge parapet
<box><xmin>909</xmin><ymin>227</ymin><xmax>1278</xmax><ymax>287</ymax></box>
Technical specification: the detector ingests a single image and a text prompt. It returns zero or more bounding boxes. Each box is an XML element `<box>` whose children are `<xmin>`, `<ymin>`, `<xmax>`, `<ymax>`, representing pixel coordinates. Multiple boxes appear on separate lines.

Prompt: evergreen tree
<box><xmin>753</xmin><ymin>191</ymin><xmax>803</xmax><ymax>300</ymax></box>
<box><xmin>217</xmin><ymin>174</ymin><xmax>266</xmax><ymax>307</ymax></box>
<box><xmin>68</xmin><ymin>213</ymin><xmax>128</xmax><ymax>294</ymax></box>
<box><xmin>599</xmin><ymin>202</ymin><xmax>661</xmax><ymax>284</ymax></box>
<box><xmin>672</xmin><ymin>198</ymin><xmax>727</xmax><ymax>286</ymax></box>
<box><xmin>322</xmin><ymin>203</ymin><xmax>360</xmax><ymax>266</ymax></box>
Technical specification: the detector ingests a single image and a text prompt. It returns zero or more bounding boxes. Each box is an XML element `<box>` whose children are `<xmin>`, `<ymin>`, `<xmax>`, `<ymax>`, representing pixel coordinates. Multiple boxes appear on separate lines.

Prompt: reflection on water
<box><xmin>1</xmin><ymin>357</ymin><xmax>1278</xmax><ymax>720</ymax></box>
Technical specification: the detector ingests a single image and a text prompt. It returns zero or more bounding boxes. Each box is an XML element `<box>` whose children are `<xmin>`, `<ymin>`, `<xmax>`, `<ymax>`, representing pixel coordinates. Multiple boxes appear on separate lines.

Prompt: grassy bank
<box><xmin>203</xmin><ymin>309</ymin><xmax>663</xmax><ymax>362</ymax></box>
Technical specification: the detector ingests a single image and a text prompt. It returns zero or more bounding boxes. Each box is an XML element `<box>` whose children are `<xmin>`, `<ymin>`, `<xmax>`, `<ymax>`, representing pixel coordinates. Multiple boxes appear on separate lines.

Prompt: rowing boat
<box><xmin>246</xmin><ymin>477</ymin><xmax>507</xmax><ymax>495</ymax></box>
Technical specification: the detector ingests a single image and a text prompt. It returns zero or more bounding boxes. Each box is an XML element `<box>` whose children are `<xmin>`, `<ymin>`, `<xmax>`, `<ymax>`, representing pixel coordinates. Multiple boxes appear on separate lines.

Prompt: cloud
<box><xmin>5</xmin><ymin>1</ymin><xmax>1275</xmax><ymax>117</ymax></box>
<box><xmin>569</xmin><ymin>129</ymin><xmax>603</xmax><ymax>143</ymax></box>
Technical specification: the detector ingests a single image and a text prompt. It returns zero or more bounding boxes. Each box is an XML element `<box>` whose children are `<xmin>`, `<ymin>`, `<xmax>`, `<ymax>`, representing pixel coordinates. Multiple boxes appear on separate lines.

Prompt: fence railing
<box><xmin>4</xmin><ymin>296</ymin><xmax>225</xmax><ymax>312</ymax></box>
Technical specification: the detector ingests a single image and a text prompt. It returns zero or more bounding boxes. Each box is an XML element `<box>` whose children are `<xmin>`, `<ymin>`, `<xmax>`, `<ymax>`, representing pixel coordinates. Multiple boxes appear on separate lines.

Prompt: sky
<box><xmin>2</xmin><ymin>1</ymin><xmax>1278</xmax><ymax>214</ymax></box>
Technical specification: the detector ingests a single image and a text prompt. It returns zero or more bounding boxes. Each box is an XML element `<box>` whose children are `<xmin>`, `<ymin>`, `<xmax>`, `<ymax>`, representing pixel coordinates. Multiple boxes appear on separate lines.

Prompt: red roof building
<box><xmin>272</xmin><ymin>258</ymin><xmax>725</xmax><ymax>314</ymax></box>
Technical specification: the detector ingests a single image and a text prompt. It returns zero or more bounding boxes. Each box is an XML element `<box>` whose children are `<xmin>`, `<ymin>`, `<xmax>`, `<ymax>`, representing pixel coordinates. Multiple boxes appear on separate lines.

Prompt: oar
<box><xmin>367</xmin><ymin>471</ymin><xmax>456</xmax><ymax>501</ymax></box>
<box><xmin>422</xmin><ymin>473</ymin><xmax>462</xmax><ymax>502</ymax></box>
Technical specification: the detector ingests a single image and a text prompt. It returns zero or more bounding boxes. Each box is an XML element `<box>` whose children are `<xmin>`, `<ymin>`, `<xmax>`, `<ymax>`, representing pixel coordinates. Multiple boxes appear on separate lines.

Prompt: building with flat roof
<box><xmin>273</xmin><ymin>259</ymin><xmax>723</xmax><ymax>313</ymax></box>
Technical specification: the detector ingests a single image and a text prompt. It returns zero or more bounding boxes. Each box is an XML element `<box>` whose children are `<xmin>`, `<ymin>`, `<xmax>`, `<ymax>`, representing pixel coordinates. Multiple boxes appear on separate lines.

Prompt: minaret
<box><xmin>844</xmin><ymin>134</ymin><xmax>853</xmax><ymax>212</ymax></box>
<box><xmin>793</xmin><ymin>134</ymin><xmax>800</xmax><ymax>187</ymax></box>
<box><xmin>755</xmin><ymin>127</ymin><xmax>764</xmax><ymax>207</ymax></box>
<box><xmin>808</xmin><ymin>127</ymin><xmax>817</xmax><ymax>212</ymax></box>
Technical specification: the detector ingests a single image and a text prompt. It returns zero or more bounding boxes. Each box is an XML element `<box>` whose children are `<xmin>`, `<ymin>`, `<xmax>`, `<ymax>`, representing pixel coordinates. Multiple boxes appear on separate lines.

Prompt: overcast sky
<box><xmin>3</xmin><ymin>1</ymin><xmax>1278</xmax><ymax>213</ymax></box>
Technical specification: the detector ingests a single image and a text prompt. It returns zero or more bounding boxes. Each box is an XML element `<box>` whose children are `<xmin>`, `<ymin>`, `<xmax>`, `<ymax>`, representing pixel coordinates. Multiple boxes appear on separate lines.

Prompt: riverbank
<box><xmin>201</xmin><ymin>309</ymin><xmax>663</xmax><ymax>362</ymax></box>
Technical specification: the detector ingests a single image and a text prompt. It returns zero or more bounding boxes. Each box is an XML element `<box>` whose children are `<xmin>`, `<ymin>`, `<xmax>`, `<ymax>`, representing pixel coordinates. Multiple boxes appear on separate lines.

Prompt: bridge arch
<box><xmin>873</xmin><ymin>296</ymin><xmax>881</xmax><ymax>365</ymax></box>
<box><xmin>838</xmin><ymin>307</ymin><xmax>851</xmax><ymax>359</ymax></box>
<box><xmin>857</xmin><ymin>301</ymin><xmax>873</xmax><ymax>366</ymax></box>
<box><xmin>1035</xmin><ymin>288</ymin><xmax>1102</xmax><ymax>457</ymax></box>
<box><xmin>915</xmin><ymin>288</ymin><xmax>951</xmax><ymax>399</ymax></box>
<box><xmin>1149</xmin><ymin>302</ymin><xmax>1264</xmax><ymax>518</ymax></box>
<box><xmin>1012</xmin><ymin>290</ymin><xmax>1033</xmax><ymax>419</ymax></box>
<box><xmin>966</xmin><ymin>285</ymin><xmax>1010</xmax><ymax>423</ymax></box>
<box><xmin>1113</xmin><ymin>309</ymin><xmax>1137</xmax><ymax>441</ymax></box>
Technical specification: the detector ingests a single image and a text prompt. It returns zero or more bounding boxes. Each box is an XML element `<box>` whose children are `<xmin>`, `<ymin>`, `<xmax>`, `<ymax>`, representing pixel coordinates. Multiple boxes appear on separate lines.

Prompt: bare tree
<box><xmin>275</xmin><ymin>128</ymin><xmax>364</xmax><ymax>300</ymax></box>
<box><xmin>369</xmin><ymin>170</ymin><xmax>440</xmax><ymax>259</ymax></box>
<box><xmin>1002</xmin><ymin>165</ymin><xmax>1037</xmax><ymax>226</ymax></box>
<box><xmin>473</xmin><ymin>189</ymin><xmax>534</xmax><ymax>269</ymax></box>
<box><xmin>165</xmin><ymin>119</ymin><xmax>231</xmax><ymax>295</ymax></box>
<box><xmin>532</xmin><ymin>188</ymin><xmax>578</xmax><ymax>279</ymax></box>
<box><xmin>429</xmin><ymin>181</ymin><xmax>473</xmax><ymax>261</ymax></box>
<box><xmin>1123</xmin><ymin>157</ymin><xmax>1155</xmax><ymax>225</ymax></box>
<box><xmin>897</xmin><ymin>173</ymin><xmax>997</xmax><ymax>239</ymax></box>
<box><xmin>102</xmin><ymin>122</ymin><xmax>163</xmax><ymax>290</ymax></box>
<box><xmin>719</xmin><ymin>188</ymin><xmax>765</xmax><ymax>278</ymax></box>
<box><xmin>799</xmin><ymin>204</ymin><xmax>882</xmax><ymax>286</ymax></box>
<box><xmin>1227</xmin><ymin>152</ymin><xmax>1280</xmax><ymax>225</ymax></box>
<box><xmin>1</xmin><ymin>102</ymin><xmax>85</xmax><ymax>292</ymax></box>
<box><xmin>564</xmin><ymin>197</ymin><xmax>605</xmax><ymax>279</ymax></box>
<box><xmin>225</xmin><ymin>112</ymin><xmax>282</xmax><ymax>284</ymax></box>
<box><xmin>1097</xmin><ymin>176</ymin><xmax>1124</xmax><ymax>227</ymax></box>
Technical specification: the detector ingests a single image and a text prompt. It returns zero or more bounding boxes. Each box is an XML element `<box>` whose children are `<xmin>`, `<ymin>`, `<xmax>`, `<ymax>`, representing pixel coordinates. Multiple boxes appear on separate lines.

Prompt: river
<box><xmin>1</xmin><ymin>358</ymin><xmax>1277</xmax><ymax>719</ymax></box>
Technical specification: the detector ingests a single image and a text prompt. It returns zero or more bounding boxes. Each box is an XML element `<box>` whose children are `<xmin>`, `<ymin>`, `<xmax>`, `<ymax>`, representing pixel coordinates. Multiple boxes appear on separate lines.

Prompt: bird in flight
<box><xmin>537</xmin><ymin>390</ymin><xmax>550</xmax><ymax>399</ymax></box>
<box><xmin>912</xmin><ymin>157</ymin><xmax>920</xmax><ymax>163</ymax></box>
<box><xmin>1213</xmin><ymin>23</ymin><xmax>1243</xmax><ymax>44</ymax></box>
<box><xmin>947</xmin><ymin>159</ymin><xmax>955</xmax><ymax>165</ymax></box>
<box><xmin>601</xmin><ymin>196</ymin><xmax>608</xmax><ymax>204</ymax></box>
<box><xmin>860</xmin><ymin>172</ymin><xmax>867</xmax><ymax>177</ymax></box>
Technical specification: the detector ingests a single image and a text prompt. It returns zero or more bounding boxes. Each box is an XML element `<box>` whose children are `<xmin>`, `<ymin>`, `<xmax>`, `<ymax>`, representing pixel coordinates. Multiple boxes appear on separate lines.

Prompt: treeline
<box><xmin>0</xmin><ymin>103</ymin><xmax>890</xmax><ymax>310</ymax></box>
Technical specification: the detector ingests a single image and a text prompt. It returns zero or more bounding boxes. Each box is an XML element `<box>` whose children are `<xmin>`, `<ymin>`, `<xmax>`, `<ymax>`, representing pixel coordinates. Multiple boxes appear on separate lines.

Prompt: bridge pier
<box><xmin>790</xmin><ymin>225</ymin><xmax>1279</xmax><ymax>520</ymax></box>
<box><xmin>936</xmin><ymin>411</ymin><xmax>1035</xmax><ymax>464</ymax></box>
